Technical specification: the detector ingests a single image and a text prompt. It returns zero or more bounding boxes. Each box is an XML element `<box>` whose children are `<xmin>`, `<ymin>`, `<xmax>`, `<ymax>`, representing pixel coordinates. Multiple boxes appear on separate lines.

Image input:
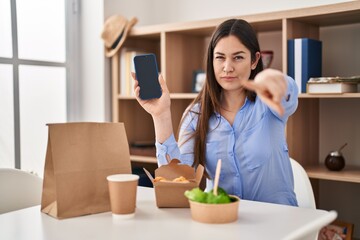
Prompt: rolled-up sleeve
<box><xmin>155</xmin><ymin>107</ymin><xmax>197</xmax><ymax>166</ymax></box>
<box><xmin>270</xmin><ymin>75</ymin><xmax>299</xmax><ymax>120</ymax></box>
<box><xmin>155</xmin><ymin>133</ymin><xmax>181</xmax><ymax>166</ymax></box>
<box><xmin>284</xmin><ymin>76</ymin><xmax>299</xmax><ymax>115</ymax></box>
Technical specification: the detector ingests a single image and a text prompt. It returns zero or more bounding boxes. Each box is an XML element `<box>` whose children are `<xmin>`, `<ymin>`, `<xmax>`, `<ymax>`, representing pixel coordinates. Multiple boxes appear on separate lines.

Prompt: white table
<box><xmin>0</xmin><ymin>186</ymin><xmax>336</xmax><ymax>240</ymax></box>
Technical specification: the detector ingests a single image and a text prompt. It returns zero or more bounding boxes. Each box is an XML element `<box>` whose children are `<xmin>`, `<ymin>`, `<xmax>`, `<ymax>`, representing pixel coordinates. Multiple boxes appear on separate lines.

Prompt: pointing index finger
<box><xmin>243</xmin><ymin>79</ymin><xmax>284</xmax><ymax>116</ymax></box>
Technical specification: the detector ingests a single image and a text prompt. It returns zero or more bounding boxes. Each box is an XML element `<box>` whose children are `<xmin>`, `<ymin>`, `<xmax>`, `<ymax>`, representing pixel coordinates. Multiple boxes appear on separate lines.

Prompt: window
<box><xmin>0</xmin><ymin>0</ymin><xmax>78</xmax><ymax>176</ymax></box>
<box><xmin>0</xmin><ymin>64</ymin><xmax>14</xmax><ymax>168</ymax></box>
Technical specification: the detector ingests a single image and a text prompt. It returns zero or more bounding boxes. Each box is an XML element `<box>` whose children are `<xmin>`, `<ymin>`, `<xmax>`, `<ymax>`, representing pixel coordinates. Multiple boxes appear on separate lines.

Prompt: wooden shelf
<box><xmin>118</xmin><ymin>95</ymin><xmax>135</xmax><ymax>100</ymax></box>
<box><xmin>299</xmin><ymin>93</ymin><xmax>360</xmax><ymax>99</ymax></box>
<box><xmin>130</xmin><ymin>155</ymin><xmax>157</xmax><ymax>164</ymax></box>
<box><xmin>305</xmin><ymin>165</ymin><xmax>360</xmax><ymax>183</ymax></box>
<box><xmin>119</xmin><ymin>93</ymin><xmax>360</xmax><ymax>100</ymax></box>
<box><xmin>117</xmin><ymin>93</ymin><xmax>198</xmax><ymax>100</ymax></box>
<box><xmin>170</xmin><ymin>93</ymin><xmax>198</xmax><ymax>99</ymax></box>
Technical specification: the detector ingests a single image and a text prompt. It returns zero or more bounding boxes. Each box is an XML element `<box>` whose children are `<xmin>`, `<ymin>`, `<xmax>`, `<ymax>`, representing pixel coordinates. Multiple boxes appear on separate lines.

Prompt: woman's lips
<box><xmin>221</xmin><ymin>76</ymin><xmax>236</xmax><ymax>81</ymax></box>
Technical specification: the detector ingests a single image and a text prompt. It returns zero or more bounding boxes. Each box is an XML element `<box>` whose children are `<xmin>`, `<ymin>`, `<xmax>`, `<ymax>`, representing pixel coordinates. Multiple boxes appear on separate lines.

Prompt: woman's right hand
<box><xmin>242</xmin><ymin>68</ymin><xmax>287</xmax><ymax>116</ymax></box>
<box><xmin>131</xmin><ymin>72</ymin><xmax>171</xmax><ymax>118</ymax></box>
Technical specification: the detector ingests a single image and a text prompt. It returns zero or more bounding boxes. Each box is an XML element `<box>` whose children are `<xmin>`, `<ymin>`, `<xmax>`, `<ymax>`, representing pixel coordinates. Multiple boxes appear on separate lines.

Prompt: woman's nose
<box><xmin>223</xmin><ymin>60</ymin><xmax>234</xmax><ymax>73</ymax></box>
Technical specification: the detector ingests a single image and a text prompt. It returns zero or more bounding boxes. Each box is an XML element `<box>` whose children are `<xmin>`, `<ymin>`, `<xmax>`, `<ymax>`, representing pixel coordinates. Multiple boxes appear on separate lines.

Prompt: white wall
<box><xmin>104</xmin><ymin>0</ymin><xmax>354</xmax><ymax>25</ymax></box>
<box><xmin>79</xmin><ymin>0</ymin><xmax>107</xmax><ymax>122</ymax></box>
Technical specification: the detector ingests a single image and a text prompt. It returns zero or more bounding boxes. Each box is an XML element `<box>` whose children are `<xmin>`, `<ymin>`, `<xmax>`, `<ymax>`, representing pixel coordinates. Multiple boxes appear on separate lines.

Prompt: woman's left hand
<box><xmin>243</xmin><ymin>69</ymin><xmax>287</xmax><ymax>116</ymax></box>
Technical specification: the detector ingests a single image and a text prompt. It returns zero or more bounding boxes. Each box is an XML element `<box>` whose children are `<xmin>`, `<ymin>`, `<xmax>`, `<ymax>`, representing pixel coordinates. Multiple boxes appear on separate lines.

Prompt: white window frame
<box><xmin>0</xmin><ymin>0</ymin><xmax>80</xmax><ymax>169</ymax></box>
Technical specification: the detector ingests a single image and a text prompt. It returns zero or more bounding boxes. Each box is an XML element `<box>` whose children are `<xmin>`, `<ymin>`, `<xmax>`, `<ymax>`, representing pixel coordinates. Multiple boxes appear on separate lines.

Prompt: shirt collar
<box><xmin>214</xmin><ymin>97</ymin><xmax>250</xmax><ymax>118</ymax></box>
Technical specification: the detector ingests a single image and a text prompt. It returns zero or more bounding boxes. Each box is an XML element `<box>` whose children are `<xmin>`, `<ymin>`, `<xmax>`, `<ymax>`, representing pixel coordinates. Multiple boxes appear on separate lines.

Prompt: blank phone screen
<box><xmin>133</xmin><ymin>54</ymin><xmax>162</xmax><ymax>100</ymax></box>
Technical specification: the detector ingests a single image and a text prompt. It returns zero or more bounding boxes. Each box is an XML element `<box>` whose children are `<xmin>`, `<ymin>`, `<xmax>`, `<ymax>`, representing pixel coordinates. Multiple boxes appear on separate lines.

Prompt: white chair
<box><xmin>0</xmin><ymin>168</ymin><xmax>43</xmax><ymax>214</ymax></box>
<box><xmin>290</xmin><ymin>158</ymin><xmax>316</xmax><ymax>209</ymax></box>
<box><xmin>290</xmin><ymin>158</ymin><xmax>319</xmax><ymax>240</ymax></box>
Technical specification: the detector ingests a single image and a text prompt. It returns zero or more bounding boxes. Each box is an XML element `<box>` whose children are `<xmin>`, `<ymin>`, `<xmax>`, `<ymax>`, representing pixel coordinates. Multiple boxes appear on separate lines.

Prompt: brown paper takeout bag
<box><xmin>41</xmin><ymin>122</ymin><xmax>131</xmax><ymax>219</ymax></box>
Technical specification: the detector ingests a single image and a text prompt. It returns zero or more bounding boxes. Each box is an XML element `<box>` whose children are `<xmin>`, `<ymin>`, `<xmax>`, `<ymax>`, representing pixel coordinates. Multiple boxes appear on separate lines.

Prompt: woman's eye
<box><xmin>215</xmin><ymin>56</ymin><xmax>225</xmax><ymax>60</ymax></box>
<box><xmin>234</xmin><ymin>55</ymin><xmax>244</xmax><ymax>60</ymax></box>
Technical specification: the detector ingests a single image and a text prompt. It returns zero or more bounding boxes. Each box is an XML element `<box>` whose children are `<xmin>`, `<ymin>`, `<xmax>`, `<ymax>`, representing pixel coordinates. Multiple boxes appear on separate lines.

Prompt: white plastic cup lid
<box><xmin>107</xmin><ymin>174</ymin><xmax>139</xmax><ymax>182</ymax></box>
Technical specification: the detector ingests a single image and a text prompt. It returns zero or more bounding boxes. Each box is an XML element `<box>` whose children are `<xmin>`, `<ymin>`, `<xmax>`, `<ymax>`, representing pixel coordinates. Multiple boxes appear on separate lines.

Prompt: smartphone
<box><xmin>133</xmin><ymin>53</ymin><xmax>162</xmax><ymax>100</ymax></box>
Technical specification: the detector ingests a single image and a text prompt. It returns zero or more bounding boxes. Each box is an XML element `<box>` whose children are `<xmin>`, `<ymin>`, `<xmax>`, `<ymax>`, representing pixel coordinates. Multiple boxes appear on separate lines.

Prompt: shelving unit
<box><xmin>293</xmin><ymin>93</ymin><xmax>360</xmax><ymax>183</ymax></box>
<box><xmin>111</xmin><ymin>1</ymin><xmax>360</xmax><ymax>185</ymax></box>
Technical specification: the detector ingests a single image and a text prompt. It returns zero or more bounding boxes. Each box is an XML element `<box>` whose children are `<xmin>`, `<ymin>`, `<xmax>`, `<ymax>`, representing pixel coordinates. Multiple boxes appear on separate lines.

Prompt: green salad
<box><xmin>184</xmin><ymin>187</ymin><xmax>236</xmax><ymax>204</ymax></box>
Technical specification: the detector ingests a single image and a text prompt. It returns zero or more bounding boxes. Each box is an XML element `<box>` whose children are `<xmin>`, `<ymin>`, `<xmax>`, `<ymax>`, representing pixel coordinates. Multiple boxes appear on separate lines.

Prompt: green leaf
<box><xmin>206</xmin><ymin>190</ymin><xmax>231</xmax><ymax>204</ymax></box>
<box><xmin>185</xmin><ymin>187</ymin><xmax>232</xmax><ymax>204</ymax></box>
<box><xmin>184</xmin><ymin>187</ymin><xmax>207</xmax><ymax>203</ymax></box>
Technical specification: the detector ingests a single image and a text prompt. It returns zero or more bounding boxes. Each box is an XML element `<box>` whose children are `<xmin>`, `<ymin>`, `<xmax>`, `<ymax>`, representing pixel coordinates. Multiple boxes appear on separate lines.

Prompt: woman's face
<box><xmin>213</xmin><ymin>35</ymin><xmax>260</xmax><ymax>92</ymax></box>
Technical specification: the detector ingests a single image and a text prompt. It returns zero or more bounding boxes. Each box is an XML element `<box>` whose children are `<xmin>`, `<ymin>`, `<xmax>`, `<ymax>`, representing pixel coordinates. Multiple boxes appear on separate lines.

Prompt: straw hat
<box><xmin>101</xmin><ymin>15</ymin><xmax>138</xmax><ymax>57</ymax></box>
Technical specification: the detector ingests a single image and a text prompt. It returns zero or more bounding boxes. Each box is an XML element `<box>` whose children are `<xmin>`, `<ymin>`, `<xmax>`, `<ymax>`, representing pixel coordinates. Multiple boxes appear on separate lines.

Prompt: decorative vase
<box><xmin>324</xmin><ymin>143</ymin><xmax>347</xmax><ymax>171</ymax></box>
<box><xmin>260</xmin><ymin>50</ymin><xmax>274</xmax><ymax>69</ymax></box>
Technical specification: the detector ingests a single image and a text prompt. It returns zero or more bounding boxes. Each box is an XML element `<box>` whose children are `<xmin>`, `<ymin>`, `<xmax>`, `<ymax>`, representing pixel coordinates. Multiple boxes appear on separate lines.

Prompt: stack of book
<box><xmin>288</xmin><ymin>38</ymin><xmax>322</xmax><ymax>93</ymax></box>
<box><xmin>119</xmin><ymin>48</ymin><xmax>147</xmax><ymax>96</ymax></box>
<box><xmin>306</xmin><ymin>76</ymin><xmax>360</xmax><ymax>94</ymax></box>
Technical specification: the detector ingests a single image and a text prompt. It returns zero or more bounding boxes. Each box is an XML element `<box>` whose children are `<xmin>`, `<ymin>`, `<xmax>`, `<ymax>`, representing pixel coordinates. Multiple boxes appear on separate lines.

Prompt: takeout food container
<box><xmin>189</xmin><ymin>195</ymin><xmax>240</xmax><ymax>224</ymax></box>
<box><xmin>144</xmin><ymin>159</ymin><xmax>204</xmax><ymax>208</ymax></box>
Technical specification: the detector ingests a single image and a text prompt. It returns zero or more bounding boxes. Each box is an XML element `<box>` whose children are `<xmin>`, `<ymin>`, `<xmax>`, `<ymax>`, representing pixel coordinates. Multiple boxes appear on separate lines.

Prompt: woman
<box><xmin>132</xmin><ymin>19</ymin><xmax>299</xmax><ymax>206</ymax></box>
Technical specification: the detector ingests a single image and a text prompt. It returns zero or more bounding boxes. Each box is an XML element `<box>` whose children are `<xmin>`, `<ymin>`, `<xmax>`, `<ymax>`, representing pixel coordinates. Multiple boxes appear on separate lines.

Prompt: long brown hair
<box><xmin>180</xmin><ymin>19</ymin><xmax>264</xmax><ymax>177</ymax></box>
